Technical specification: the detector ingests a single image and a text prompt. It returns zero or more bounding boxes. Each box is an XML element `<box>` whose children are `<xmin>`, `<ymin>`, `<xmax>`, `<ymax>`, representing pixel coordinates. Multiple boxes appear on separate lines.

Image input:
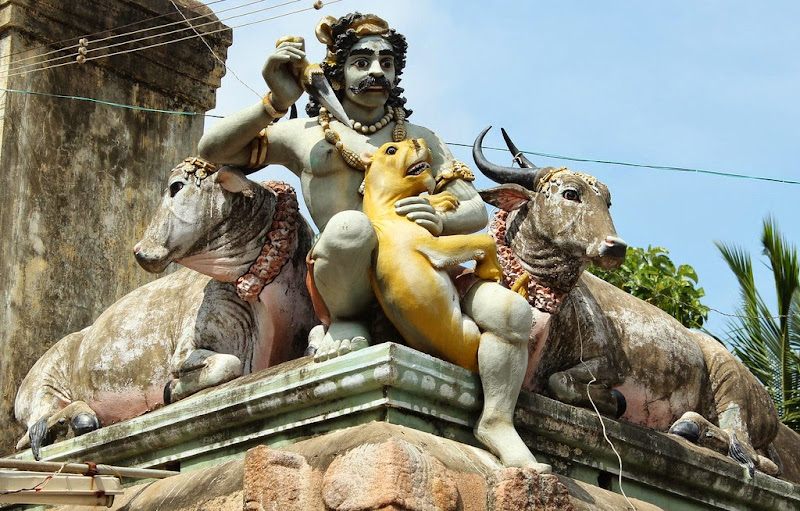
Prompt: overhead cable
<box><xmin>169</xmin><ymin>0</ymin><xmax>262</xmax><ymax>99</ymax></box>
<box><xmin>450</xmin><ymin>142</ymin><xmax>800</xmax><ymax>186</ymax></box>
<box><xmin>0</xmin><ymin>0</ymin><xmax>236</xmax><ymax>64</ymax></box>
<box><xmin>4</xmin><ymin>0</ymin><xmax>302</xmax><ymax>77</ymax></box>
<box><xmin>0</xmin><ymin>84</ymin><xmax>794</xmax><ymax>195</ymax></box>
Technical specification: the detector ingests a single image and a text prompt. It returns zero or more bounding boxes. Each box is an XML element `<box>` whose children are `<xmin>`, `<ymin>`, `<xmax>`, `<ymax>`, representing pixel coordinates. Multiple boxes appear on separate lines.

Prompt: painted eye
<box><xmin>385</xmin><ymin>146</ymin><xmax>398</xmax><ymax>155</ymax></box>
<box><xmin>354</xmin><ymin>59</ymin><xmax>369</xmax><ymax>69</ymax></box>
<box><xmin>563</xmin><ymin>189</ymin><xmax>580</xmax><ymax>202</ymax></box>
<box><xmin>381</xmin><ymin>59</ymin><xmax>393</xmax><ymax>69</ymax></box>
<box><xmin>169</xmin><ymin>181</ymin><xmax>185</xmax><ymax>197</ymax></box>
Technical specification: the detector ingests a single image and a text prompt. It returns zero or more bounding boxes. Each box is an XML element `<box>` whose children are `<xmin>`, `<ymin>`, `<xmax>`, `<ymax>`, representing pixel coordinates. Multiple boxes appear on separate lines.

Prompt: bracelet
<box><xmin>262</xmin><ymin>92</ymin><xmax>288</xmax><ymax>119</ymax></box>
<box><xmin>434</xmin><ymin>160</ymin><xmax>476</xmax><ymax>192</ymax></box>
<box><xmin>248</xmin><ymin>128</ymin><xmax>269</xmax><ymax>169</ymax></box>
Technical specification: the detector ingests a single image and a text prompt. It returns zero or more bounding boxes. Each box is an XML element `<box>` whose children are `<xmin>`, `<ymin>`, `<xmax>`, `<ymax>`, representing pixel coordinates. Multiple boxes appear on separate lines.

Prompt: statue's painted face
<box><xmin>343</xmin><ymin>35</ymin><xmax>396</xmax><ymax>110</ymax></box>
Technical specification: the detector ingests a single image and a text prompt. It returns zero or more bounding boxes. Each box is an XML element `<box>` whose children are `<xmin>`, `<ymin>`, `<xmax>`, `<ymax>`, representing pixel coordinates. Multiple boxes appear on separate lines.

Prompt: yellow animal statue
<box><xmin>361</xmin><ymin>138</ymin><xmax>503</xmax><ymax>372</ymax></box>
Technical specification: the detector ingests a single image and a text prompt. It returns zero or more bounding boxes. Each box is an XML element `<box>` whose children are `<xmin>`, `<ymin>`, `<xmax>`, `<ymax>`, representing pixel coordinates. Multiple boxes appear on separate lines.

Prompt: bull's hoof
<box><xmin>71</xmin><ymin>413</ymin><xmax>100</xmax><ymax>436</ymax></box>
<box><xmin>668</xmin><ymin>420</ymin><xmax>700</xmax><ymax>443</ymax></box>
<box><xmin>304</xmin><ymin>345</ymin><xmax>318</xmax><ymax>357</ymax></box>
<box><xmin>164</xmin><ymin>380</ymin><xmax>174</xmax><ymax>405</ymax></box>
<box><xmin>729</xmin><ymin>432</ymin><xmax>756</xmax><ymax>478</ymax></box>
<box><xmin>29</xmin><ymin>417</ymin><xmax>50</xmax><ymax>461</ymax></box>
<box><xmin>610</xmin><ymin>389</ymin><xmax>626</xmax><ymax>418</ymax></box>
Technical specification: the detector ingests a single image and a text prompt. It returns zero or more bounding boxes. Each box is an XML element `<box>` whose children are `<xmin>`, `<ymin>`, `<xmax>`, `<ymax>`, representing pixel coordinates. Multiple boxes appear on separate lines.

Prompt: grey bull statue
<box><xmin>474</xmin><ymin>127</ymin><xmax>800</xmax><ymax>481</ymax></box>
<box><xmin>15</xmin><ymin>157</ymin><xmax>316</xmax><ymax>459</ymax></box>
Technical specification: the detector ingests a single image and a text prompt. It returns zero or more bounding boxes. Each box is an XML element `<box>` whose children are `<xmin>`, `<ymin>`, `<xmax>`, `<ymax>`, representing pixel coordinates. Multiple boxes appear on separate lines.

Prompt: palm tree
<box><xmin>716</xmin><ymin>218</ymin><xmax>800</xmax><ymax>431</ymax></box>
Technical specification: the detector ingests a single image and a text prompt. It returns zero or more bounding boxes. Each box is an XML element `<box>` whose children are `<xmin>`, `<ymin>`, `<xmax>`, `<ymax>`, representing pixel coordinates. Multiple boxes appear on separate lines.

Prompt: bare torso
<box><xmin>266</xmin><ymin>116</ymin><xmax>457</xmax><ymax>230</ymax></box>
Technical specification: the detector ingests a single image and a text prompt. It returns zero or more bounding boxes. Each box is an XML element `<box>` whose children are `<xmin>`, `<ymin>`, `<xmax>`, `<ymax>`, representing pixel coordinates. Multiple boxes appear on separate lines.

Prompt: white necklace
<box><xmin>318</xmin><ymin>106</ymin><xmax>407</xmax><ymax>172</ymax></box>
<box><xmin>349</xmin><ymin>106</ymin><xmax>394</xmax><ymax>134</ymax></box>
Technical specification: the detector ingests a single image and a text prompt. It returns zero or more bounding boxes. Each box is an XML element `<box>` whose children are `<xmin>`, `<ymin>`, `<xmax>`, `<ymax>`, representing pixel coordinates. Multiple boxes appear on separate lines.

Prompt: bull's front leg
<box><xmin>547</xmin><ymin>358</ymin><xmax>627</xmax><ymax>419</ymax></box>
<box><xmin>669</xmin><ymin>411</ymin><xmax>779</xmax><ymax>477</ymax></box>
<box><xmin>20</xmin><ymin>401</ymin><xmax>100</xmax><ymax>460</ymax></box>
<box><xmin>166</xmin><ymin>348</ymin><xmax>243</xmax><ymax>403</ymax></box>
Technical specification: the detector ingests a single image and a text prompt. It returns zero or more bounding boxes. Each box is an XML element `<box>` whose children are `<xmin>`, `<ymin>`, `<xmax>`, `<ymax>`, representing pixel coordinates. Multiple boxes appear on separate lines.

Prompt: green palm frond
<box><xmin>718</xmin><ymin>219</ymin><xmax>800</xmax><ymax>431</ymax></box>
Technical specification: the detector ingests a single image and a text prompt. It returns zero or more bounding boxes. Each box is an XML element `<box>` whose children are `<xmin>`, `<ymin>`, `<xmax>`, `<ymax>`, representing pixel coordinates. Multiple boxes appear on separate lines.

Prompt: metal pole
<box><xmin>0</xmin><ymin>459</ymin><xmax>178</xmax><ymax>479</ymax></box>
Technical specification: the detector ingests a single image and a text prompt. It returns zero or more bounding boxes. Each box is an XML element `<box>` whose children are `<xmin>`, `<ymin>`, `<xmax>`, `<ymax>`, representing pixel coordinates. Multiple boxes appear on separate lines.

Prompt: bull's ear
<box><xmin>479</xmin><ymin>184</ymin><xmax>533</xmax><ymax>211</ymax></box>
<box><xmin>360</xmin><ymin>150</ymin><xmax>373</xmax><ymax>169</ymax></box>
<box><xmin>217</xmin><ymin>167</ymin><xmax>253</xmax><ymax>194</ymax></box>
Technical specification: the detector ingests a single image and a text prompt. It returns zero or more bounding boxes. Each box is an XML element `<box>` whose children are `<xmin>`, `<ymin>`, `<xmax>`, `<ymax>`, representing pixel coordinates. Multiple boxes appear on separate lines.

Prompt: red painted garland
<box><xmin>235</xmin><ymin>181</ymin><xmax>299</xmax><ymax>302</ymax></box>
<box><xmin>488</xmin><ymin>210</ymin><xmax>565</xmax><ymax>314</ymax></box>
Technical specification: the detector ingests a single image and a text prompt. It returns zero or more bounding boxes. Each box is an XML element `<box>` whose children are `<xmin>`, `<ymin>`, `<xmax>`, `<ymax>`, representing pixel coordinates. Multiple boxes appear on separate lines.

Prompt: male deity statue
<box><xmin>198</xmin><ymin>12</ymin><xmax>549</xmax><ymax>472</ymax></box>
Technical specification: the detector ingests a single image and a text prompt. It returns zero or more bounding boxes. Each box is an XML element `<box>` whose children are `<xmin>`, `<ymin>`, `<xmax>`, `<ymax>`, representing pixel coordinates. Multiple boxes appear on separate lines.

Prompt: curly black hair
<box><xmin>306</xmin><ymin>12</ymin><xmax>412</xmax><ymax>119</ymax></box>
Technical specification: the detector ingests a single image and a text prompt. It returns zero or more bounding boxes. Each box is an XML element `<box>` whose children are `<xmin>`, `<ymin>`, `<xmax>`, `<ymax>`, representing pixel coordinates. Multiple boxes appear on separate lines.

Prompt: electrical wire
<box><xmin>0</xmin><ymin>0</ymin><xmax>237</xmax><ymax>63</ymax></box>
<box><xmin>4</xmin><ymin>0</ymin><xmax>256</xmax><ymax>70</ymax></box>
<box><xmin>0</xmin><ymin>87</ymin><xmax>224</xmax><ymax>117</ymax></box>
<box><xmin>0</xmin><ymin>1</ymin><xmax>327</xmax><ymax>80</ymax></box>
<box><xmin>169</xmin><ymin>0</ymin><xmax>262</xmax><ymax>99</ymax></box>
<box><xmin>0</xmin><ymin>463</ymin><xmax>66</xmax><ymax>496</ymax></box>
<box><xmin>448</xmin><ymin>142</ymin><xmax>800</xmax><ymax>186</ymax></box>
<box><xmin>4</xmin><ymin>0</ymin><xmax>302</xmax><ymax>77</ymax></box>
<box><xmin>0</xmin><ymin>84</ymin><xmax>794</xmax><ymax>203</ymax></box>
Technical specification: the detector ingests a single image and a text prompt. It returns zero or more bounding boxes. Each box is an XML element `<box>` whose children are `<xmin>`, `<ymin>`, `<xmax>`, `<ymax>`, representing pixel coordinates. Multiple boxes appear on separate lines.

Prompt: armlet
<box><xmin>434</xmin><ymin>160</ymin><xmax>475</xmax><ymax>193</ymax></box>
<box><xmin>247</xmin><ymin>128</ymin><xmax>269</xmax><ymax>169</ymax></box>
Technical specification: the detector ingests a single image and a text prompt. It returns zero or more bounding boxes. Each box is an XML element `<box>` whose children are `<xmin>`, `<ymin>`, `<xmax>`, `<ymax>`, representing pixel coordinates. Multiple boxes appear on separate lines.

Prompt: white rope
<box><xmin>573</xmin><ymin>290</ymin><xmax>636</xmax><ymax>510</ymax></box>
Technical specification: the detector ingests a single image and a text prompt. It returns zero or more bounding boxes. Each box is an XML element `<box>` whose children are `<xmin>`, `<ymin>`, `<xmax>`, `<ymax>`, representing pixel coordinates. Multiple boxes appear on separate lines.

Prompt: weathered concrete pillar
<box><xmin>0</xmin><ymin>0</ymin><xmax>230</xmax><ymax>453</ymax></box>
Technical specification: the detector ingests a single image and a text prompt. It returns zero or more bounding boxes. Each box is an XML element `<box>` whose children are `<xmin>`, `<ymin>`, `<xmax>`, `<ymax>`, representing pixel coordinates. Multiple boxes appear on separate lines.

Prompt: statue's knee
<box><xmin>476</xmin><ymin>286</ymin><xmax>531</xmax><ymax>344</ymax></box>
<box><xmin>506</xmin><ymin>292</ymin><xmax>533</xmax><ymax>341</ymax></box>
<box><xmin>317</xmin><ymin>211</ymin><xmax>376</xmax><ymax>255</ymax></box>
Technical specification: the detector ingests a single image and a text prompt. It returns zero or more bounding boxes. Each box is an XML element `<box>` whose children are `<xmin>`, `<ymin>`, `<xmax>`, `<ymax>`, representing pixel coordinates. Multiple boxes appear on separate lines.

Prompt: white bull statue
<box><xmin>473</xmin><ymin>127</ymin><xmax>800</xmax><ymax>482</ymax></box>
<box><xmin>15</xmin><ymin>157</ymin><xmax>317</xmax><ymax>459</ymax></box>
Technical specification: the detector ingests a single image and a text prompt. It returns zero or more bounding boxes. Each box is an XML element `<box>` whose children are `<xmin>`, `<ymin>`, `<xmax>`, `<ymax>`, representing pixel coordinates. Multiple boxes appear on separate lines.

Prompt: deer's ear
<box><xmin>217</xmin><ymin>167</ymin><xmax>253</xmax><ymax>194</ymax></box>
<box><xmin>479</xmin><ymin>184</ymin><xmax>533</xmax><ymax>211</ymax></box>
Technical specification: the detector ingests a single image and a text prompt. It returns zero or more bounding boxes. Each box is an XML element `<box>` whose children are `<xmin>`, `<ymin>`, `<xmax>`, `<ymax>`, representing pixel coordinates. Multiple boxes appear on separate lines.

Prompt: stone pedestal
<box><xmin>7</xmin><ymin>343</ymin><xmax>799</xmax><ymax>510</ymax></box>
<box><xmin>0</xmin><ymin>0</ymin><xmax>231</xmax><ymax>453</ymax></box>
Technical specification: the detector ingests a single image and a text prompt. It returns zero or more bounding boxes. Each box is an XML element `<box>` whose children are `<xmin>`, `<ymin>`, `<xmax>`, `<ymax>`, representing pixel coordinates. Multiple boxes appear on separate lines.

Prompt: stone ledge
<box><xmin>8</xmin><ymin>343</ymin><xmax>800</xmax><ymax>511</ymax></box>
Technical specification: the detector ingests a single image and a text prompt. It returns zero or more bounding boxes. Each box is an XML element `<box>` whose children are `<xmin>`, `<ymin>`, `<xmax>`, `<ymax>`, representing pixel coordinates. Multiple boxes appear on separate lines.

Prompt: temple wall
<box><xmin>0</xmin><ymin>0</ymin><xmax>230</xmax><ymax>454</ymax></box>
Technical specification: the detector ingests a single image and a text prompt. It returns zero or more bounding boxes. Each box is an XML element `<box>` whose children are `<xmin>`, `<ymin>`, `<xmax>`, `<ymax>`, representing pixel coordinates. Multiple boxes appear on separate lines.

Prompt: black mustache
<box><xmin>349</xmin><ymin>75</ymin><xmax>392</xmax><ymax>95</ymax></box>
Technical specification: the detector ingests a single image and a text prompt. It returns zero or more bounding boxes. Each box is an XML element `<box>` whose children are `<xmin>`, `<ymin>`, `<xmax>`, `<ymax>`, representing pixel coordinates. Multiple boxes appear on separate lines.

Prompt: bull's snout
<box><xmin>595</xmin><ymin>235</ymin><xmax>627</xmax><ymax>269</ymax></box>
<box><xmin>133</xmin><ymin>241</ymin><xmax>171</xmax><ymax>274</ymax></box>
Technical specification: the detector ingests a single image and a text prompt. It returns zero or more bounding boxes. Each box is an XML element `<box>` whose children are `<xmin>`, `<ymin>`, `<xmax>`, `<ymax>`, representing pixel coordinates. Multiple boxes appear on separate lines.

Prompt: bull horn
<box><xmin>472</xmin><ymin>126</ymin><xmax>541</xmax><ymax>190</ymax></box>
<box><xmin>501</xmin><ymin>128</ymin><xmax>538</xmax><ymax>169</ymax></box>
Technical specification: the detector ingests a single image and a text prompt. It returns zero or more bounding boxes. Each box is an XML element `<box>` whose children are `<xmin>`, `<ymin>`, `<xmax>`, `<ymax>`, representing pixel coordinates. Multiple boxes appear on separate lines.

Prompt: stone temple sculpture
<box><xmin>474</xmin><ymin>126</ymin><xmax>800</xmax><ymax>481</ymax></box>
<box><xmin>10</xmin><ymin>9</ymin><xmax>800</xmax><ymax>510</ymax></box>
<box><xmin>198</xmin><ymin>11</ymin><xmax>550</xmax><ymax>473</ymax></box>
<box><xmin>15</xmin><ymin>158</ymin><xmax>316</xmax><ymax>459</ymax></box>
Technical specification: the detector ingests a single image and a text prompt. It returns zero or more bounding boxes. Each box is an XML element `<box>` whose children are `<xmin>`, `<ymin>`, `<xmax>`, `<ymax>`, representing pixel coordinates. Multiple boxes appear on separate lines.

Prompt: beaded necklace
<box><xmin>318</xmin><ymin>105</ymin><xmax>407</xmax><ymax>172</ymax></box>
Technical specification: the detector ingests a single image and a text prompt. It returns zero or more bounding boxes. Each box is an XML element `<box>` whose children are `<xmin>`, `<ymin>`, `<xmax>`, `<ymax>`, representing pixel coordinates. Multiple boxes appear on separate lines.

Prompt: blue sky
<box><xmin>204</xmin><ymin>1</ymin><xmax>799</xmax><ymax>337</ymax></box>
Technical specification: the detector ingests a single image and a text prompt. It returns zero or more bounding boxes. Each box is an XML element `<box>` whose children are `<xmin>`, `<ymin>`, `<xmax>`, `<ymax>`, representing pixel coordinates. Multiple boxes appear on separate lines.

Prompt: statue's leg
<box><xmin>464</xmin><ymin>281</ymin><xmax>551</xmax><ymax>472</ymax></box>
<box><xmin>547</xmin><ymin>359</ymin><xmax>626</xmax><ymax>418</ymax></box>
<box><xmin>310</xmin><ymin>211</ymin><xmax>376</xmax><ymax>361</ymax></box>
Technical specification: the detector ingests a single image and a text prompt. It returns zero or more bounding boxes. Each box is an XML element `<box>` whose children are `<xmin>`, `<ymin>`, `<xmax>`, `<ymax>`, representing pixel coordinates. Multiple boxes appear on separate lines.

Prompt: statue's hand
<box><xmin>395</xmin><ymin>197</ymin><xmax>443</xmax><ymax>236</ymax></box>
<box><xmin>262</xmin><ymin>37</ymin><xmax>306</xmax><ymax>112</ymax></box>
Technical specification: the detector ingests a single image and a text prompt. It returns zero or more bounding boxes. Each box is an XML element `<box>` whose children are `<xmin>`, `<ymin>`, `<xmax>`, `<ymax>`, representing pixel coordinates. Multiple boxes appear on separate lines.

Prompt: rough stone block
<box><xmin>244</xmin><ymin>445</ymin><xmax>320</xmax><ymax>511</ymax></box>
<box><xmin>489</xmin><ymin>468</ymin><xmax>574</xmax><ymax>511</ymax></box>
<box><xmin>322</xmin><ymin>437</ymin><xmax>460</xmax><ymax>511</ymax></box>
